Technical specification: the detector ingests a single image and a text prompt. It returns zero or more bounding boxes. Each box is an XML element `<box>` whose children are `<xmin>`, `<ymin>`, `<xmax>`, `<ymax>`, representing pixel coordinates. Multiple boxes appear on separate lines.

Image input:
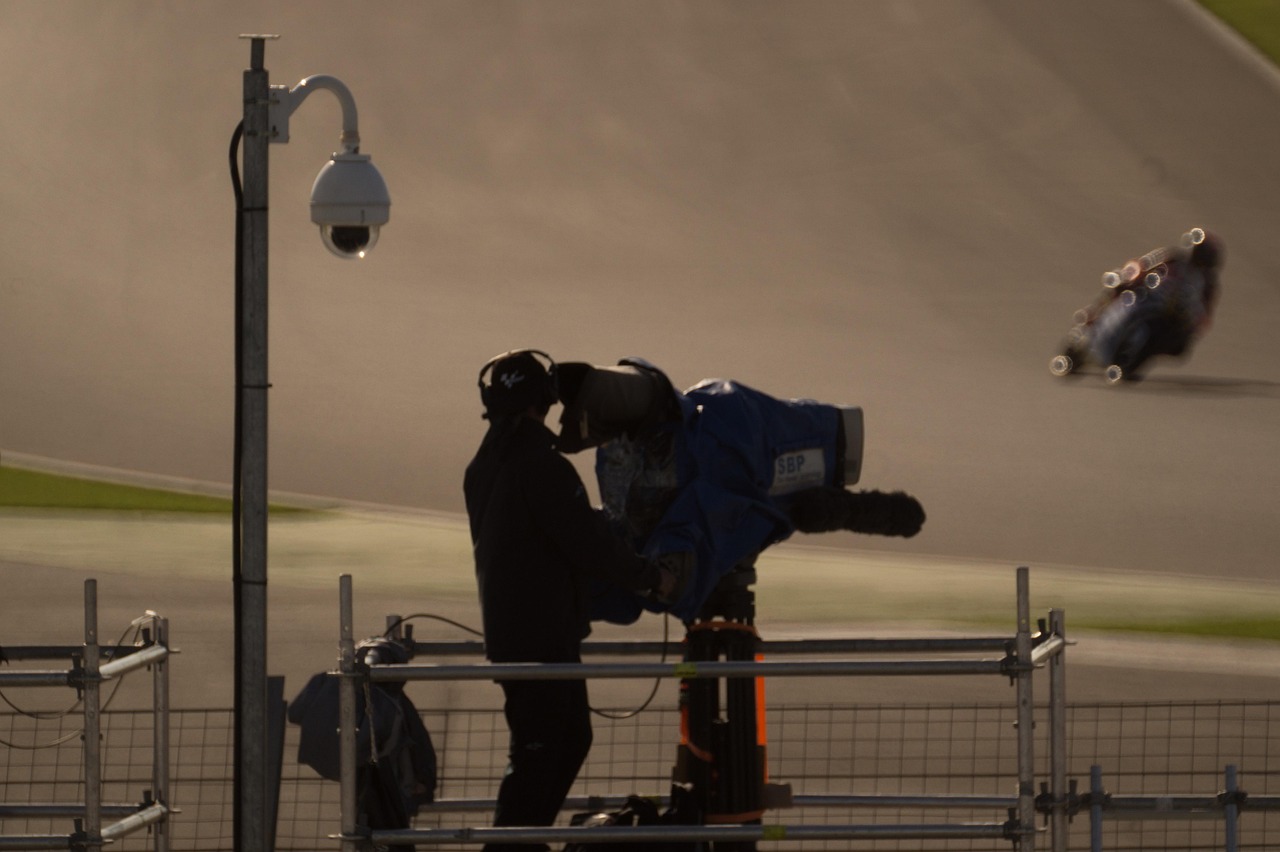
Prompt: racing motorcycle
<box><xmin>1050</xmin><ymin>228</ymin><xmax>1218</xmax><ymax>384</ymax></box>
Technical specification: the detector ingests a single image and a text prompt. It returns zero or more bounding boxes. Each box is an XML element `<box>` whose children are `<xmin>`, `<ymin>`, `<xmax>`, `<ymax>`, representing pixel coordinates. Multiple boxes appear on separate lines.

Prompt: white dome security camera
<box><xmin>310</xmin><ymin>152</ymin><xmax>391</xmax><ymax>259</ymax></box>
<box><xmin>267</xmin><ymin>74</ymin><xmax>390</xmax><ymax>258</ymax></box>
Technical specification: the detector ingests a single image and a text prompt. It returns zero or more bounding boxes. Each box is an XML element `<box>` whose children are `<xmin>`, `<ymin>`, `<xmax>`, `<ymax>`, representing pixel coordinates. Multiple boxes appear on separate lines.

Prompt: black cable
<box><xmin>592</xmin><ymin>613</ymin><xmax>673</xmax><ymax>721</ymax></box>
<box><xmin>229</xmin><ymin>119</ymin><xmax>245</xmax><ymax>847</ymax></box>
<box><xmin>230</xmin><ymin>119</ymin><xmax>244</xmax><ymax>615</ymax></box>
<box><xmin>382</xmin><ymin>610</ymin><xmax>673</xmax><ymax>718</ymax></box>
<box><xmin>0</xmin><ymin>616</ymin><xmax>156</xmax><ymax>748</ymax></box>
<box><xmin>382</xmin><ymin>613</ymin><xmax>484</xmax><ymax>639</ymax></box>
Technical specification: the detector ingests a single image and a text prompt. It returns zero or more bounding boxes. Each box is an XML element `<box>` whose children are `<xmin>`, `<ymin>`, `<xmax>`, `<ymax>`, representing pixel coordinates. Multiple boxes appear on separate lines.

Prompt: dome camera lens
<box><xmin>330</xmin><ymin>226</ymin><xmax>370</xmax><ymax>253</ymax></box>
<box><xmin>320</xmin><ymin>224</ymin><xmax>380</xmax><ymax>259</ymax></box>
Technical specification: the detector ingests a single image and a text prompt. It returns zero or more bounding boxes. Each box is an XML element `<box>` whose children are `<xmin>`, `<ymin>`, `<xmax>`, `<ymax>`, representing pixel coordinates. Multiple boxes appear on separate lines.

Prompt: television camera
<box><xmin>554</xmin><ymin>357</ymin><xmax>926</xmax><ymax>836</ymax></box>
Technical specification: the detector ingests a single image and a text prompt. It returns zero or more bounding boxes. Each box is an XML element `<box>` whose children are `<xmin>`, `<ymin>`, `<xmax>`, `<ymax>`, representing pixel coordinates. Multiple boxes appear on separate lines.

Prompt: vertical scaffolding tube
<box><xmin>339</xmin><ymin>575</ymin><xmax>360</xmax><ymax>852</ymax></box>
<box><xmin>1224</xmin><ymin>764</ymin><xmax>1239</xmax><ymax>852</ymax></box>
<box><xmin>82</xmin><ymin>581</ymin><xmax>103</xmax><ymax>852</ymax></box>
<box><xmin>1048</xmin><ymin>609</ymin><xmax>1067</xmax><ymax>852</ymax></box>
<box><xmin>1089</xmin><ymin>765</ymin><xmax>1104</xmax><ymax>852</ymax></box>
<box><xmin>153</xmin><ymin>617</ymin><xmax>172</xmax><ymax>852</ymax></box>
<box><xmin>1015</xmin><ymin>567</ymin><xmax>1036</xmax><ymax>851</ymax></box>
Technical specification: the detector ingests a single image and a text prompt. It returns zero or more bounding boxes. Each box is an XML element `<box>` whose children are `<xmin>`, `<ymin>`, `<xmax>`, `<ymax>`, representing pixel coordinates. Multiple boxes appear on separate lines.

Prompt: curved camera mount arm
<box><xmin>269</xmin><ymin>74</ymin><xmax>362</xmax><ymax>153</ymax></box>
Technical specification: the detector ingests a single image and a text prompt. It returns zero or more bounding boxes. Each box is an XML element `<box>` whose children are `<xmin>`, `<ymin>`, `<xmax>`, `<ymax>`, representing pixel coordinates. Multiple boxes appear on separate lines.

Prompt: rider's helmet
<box><xmin>1183</xmin><ymin>228</ymin><xmax>1224</xmax><ymax>270</ymax></box>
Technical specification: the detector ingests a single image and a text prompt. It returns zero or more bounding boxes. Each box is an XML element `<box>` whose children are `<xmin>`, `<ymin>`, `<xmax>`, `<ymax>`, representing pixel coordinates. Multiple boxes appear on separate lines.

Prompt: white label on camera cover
<box><xmin>770</xmin><ymin>448</ymin><xmax>825</xmax><ymax>495</ymax></box>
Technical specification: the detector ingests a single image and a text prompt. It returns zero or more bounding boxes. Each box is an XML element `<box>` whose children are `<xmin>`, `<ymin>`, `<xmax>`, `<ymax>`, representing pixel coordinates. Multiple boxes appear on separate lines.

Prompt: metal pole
<box><xmin>153</xmin><ymin>617</ymin><xmax>171</xmax><ymax>852</ymax></box>
<box><xmin>236</xmin><ymin>34</ymin><xmax>272</xmax><ymax>852</ymax></box>
<box><xmin>0</xmin><ymin>672</ymin><xmax>75</xmax><ymax>688</ymax></box>
<box><xmin>0</xmin><ymin>838</ymin><xmax>77</xmax><ymax>851</ymax></box>
<box><xmin>0</xmin><ymin>806</ymin><xmax>141</xmax><ymax>819</ymax></box>
<box><xmin>81</xmin><ymin>581</ymin><xmax>102</xmax><ymax>852</ymax></box>
<box><xmin>339</xmin><ymin>575</ymin><xmax>360</xmax><ymax>852</ymax></box>
<box><xmin>1224</xmin><ymin>764</ymin><xmax>1239</xmax><ymax>852</ymax></box>
<box><xmin>369</xmin><ymin>659</ymin><xmax>1010</xmax><ymax>683</ymax></box>
<box><xmin>1048</xmin><ymin>609</ymin><xmax>1067</xmax><ymax>852</ymax></box>
<box><xmin>404</xmin><ymin>637</ymin><xmax>1017</xmax><ymax>656</ymax></box>
<box><xmin>1089</xmin><ymin>765</ymin><xmax>1103</xmax><ymax>852</ymax></box>
<box><xmin>412</xmin><ymin>793</ymin><xmax>1024</xmax><ymax>814</ymax></box>
<box><xmin>98</xmin><ymin>644</ymin><xmax>169</xmax><ymax>680</ymax></box>
<box><xmin>101</xmin><ymin>804</ymin><xmax>169</xmax><ymax>842</ymax></box>
<box><xmin>372</xmin><ymin>822</ymin><xmax>1014</xmax><ymax>846</ymax></box>
<box><xmin>1014</xmin><ymin>567</ymin><xmax>1036</xmax><ymax>851</ymax></box>
<box><xmin>0</xmin><ymin>646</ymin><xmax>140</xmax><ymax>663</ymax></box>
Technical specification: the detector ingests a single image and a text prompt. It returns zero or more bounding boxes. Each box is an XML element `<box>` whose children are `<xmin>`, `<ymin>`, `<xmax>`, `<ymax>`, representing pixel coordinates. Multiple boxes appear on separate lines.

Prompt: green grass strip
<box><xmin>1199</xmin><ymin>0</ymin><xmax>1280</xmax><ymax>65</ymax></box>
<box><xmin>0</xmin><ymin>466</ymin><xmax>306</xmax><ymax>513</ymax></box>
<box><xmin>1081</xmin><ymin>616</ymin><xmax>1280</xmax><ymax>643</ymax></box>
<box><xmin>965</xmin><ymin>612</ymin><xmax>1280</xmax><ymax>643</ymax></box>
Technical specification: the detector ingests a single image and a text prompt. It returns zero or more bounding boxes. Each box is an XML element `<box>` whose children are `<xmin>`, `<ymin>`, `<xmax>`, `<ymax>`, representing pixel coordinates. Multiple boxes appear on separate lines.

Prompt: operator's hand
<box><xmin>647</xmin><ymin>552</ymin><xmax>694</xmax><ymax>607</ymax></box>
<box><xmin>652</xmin><ymin>568</ymin><xmax>674</xmax><ymax>600</ymax></box>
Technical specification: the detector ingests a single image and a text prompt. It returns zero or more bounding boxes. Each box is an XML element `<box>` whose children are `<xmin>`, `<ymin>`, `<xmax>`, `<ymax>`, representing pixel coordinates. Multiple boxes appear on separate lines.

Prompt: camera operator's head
<box><xmin>477</xmin><ymin>349</ymin><xmax>559</xmax><ymax>420</ymax></box>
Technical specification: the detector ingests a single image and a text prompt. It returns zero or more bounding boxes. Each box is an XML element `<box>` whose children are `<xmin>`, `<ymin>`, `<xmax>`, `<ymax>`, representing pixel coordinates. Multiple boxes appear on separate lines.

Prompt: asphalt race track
<box><xmin>3</xmin><ymin>1</ymin><xmax>1279</xmax><ymax>707</ymax></box>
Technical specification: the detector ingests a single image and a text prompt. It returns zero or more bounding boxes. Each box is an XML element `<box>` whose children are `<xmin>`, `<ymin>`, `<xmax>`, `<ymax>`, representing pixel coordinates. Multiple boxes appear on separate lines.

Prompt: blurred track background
<box><xmin>3</xmin><ymin>0</ymin><xmax>1279</xmax><ymax>707</ymax></box>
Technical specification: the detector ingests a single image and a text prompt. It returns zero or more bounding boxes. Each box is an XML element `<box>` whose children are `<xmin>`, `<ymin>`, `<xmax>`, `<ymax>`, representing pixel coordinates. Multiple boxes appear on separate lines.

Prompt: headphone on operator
<box><xmin>477</xmin><ymin>348</ymin><xmax>560</xmax><ymax>412</ymax></box>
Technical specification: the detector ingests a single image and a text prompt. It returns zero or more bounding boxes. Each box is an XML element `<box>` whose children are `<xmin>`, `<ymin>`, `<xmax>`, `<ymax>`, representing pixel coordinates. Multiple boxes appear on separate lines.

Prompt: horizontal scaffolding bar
<box><xmin>367</xmin><ymin>658</ymin><xmax>1010</xmax><ymax>684</ymax></box>
<box><xmin>1030</xmin><ymin>635</ymin><xmax>1066</xmax><ymax>666</ymax></box>
<box><xmin>1104</xmin><ymin>795</ymin><xmax>1222</xmax><ymax>812</ymax></box>
<box><xmin>414</xmin><ymin>791</ymin><xmax>1280</xmax><ymax>819</ymax></box>
<box><xmin>408</xmin><ymin>637</ymin><xmax>1015</xmax><ymax>657</ymax></box>
<box><xmin>0</xmin><ymin>837</ymin><xmax>72</xmax><ymax>851</ymax></box>
<box><xmin>99</xmin><ymin>644</ymin><xmax>168</xmax><ymax>680</ymax></box>
<box><xmin>1242</xmin><ymin>796</ymin><xmax>1280</xmax><ymax>810</ymax></box>
<box><xmin>365</xmin><ymin>821</ymin><xmax>1014</xmax><ymax>845</ymax></box>
<box><xmin>1097</xmin><ymin>794</ymin><xmax>1280</xmax><ymax>817</ymax></box>
<box><xmin>0</xmin><ymin>647</ymin><xmax>168</xmax><ymax>687</ymax></box>
<box><xmin>0</xmin><ymin>645</ymin><xmax>142</xmax><ymax>662</ymax></box>
<box><xmin>0</xmin><ymin>671</ymin><xmax>71</xmax><ymax>688</ymax></box>
<box><xmin>101</xmin><ymin>803</ymin><xmax>168</xmax><ymax>841</ymax></box>
<box><xmin>417</xmin><ymin>793</ymin><xmax>1019</xmax><ymax>815</ymax></box>
<box><xmin>793</xmin><ymin>794</ymin><xmax>1018</xmax><ymax>810</ymax></box>
<box><xmin>1103</xmin><ymin>807</ymin><xmax>1225</xmax><ymax>820</ymax></box>
<box><xmin>0</xmin><ymin>804</ymin><xmax>141</xmax><ymax>818</ymax></box>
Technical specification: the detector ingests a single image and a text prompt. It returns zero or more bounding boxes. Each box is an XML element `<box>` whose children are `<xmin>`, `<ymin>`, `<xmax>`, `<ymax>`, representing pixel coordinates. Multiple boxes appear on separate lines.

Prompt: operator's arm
<box><xmin>525</xmin><ymin>448</ymin><xmax>662</xmax><ymax>593</ymax></box>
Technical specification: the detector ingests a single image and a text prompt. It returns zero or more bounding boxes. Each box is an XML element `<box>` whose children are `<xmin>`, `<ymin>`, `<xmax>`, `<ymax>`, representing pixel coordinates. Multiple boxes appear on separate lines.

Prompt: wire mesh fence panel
<box><xmin>170</xmin><ymin>710</ymin><xmax>235</xmax><ymax>852</ymax></box>
<box><xmin>4</xmin><ymin>701</ymin><xmax>1279</xmax><ymax>851</ymax></box>
<box><xmin>1065</xmin><ymin>702</ymin><xmax>1280</xmax><ymax>852</ymax></box>
<box><xmin>762</xmin><ymin>702</ymin><xmax>1280</xmax><ymax>851</ymax></box>
<box><xmin>1</xmin><ymin>710</ymin><xmax>92</xmax><ymax>837</ymax></box>
<box><xmin>765</xmin><ymin>703</ymin><xmax>1020</xmax><ymax>852</ymax></box>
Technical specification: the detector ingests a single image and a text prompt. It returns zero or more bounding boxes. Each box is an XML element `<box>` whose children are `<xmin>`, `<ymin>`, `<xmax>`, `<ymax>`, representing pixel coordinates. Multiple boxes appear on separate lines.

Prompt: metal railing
<box><xmin>334</xmin><ymin>567</ymin><xmax>1068</xmax><ymax>851</ymax></box>
<box><xmin>0</xmin><ymin>580</ymin><xmax>171</xmax><ymax>852</ymax></box>
<box><xmin>6</xmin><ymin>573</ymin><xmax>1275</xmax><ymax>850</ymax></box>
<box><xmin>1083</xmin><ymin>763</ymin><xmax>1280</xmax><ymax>852</ymax></box>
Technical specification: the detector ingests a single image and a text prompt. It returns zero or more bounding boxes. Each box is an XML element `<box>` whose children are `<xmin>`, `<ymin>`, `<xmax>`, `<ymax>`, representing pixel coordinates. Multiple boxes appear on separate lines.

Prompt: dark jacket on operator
<box><xmin>464</xmin><ymin>416</ymin><xmax>660</xmax><ymax>664</ymax></box>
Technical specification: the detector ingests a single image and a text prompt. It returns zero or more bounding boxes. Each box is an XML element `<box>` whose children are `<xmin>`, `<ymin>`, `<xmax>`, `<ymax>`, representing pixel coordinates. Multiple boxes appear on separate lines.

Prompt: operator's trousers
<box><xmin>485</xmin><ymin>678</ymin><xmax>593</xmax><ymax>852</ymax></box>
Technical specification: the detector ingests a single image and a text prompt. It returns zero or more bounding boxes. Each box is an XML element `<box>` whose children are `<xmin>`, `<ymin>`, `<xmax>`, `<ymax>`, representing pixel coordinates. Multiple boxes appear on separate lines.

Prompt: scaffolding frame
<box><xmin>0</xmin><ymin>580</ymin><xmax>171</xmax><ymax>852</ymax></box>
<box><xmin>333</xmin><ymin>566</ymin><xmax>1069</xmax><ymax>851</ymax></box>
<box><xmin>1081</xmin><ymin>763</ymin><xmax>1280</xmax><ymax>852</ymax></box>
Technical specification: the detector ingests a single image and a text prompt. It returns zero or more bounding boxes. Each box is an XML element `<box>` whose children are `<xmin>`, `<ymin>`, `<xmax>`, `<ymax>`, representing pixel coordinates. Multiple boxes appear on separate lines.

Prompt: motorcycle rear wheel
<box><xmin>1050</xmin><ymin>354</ymin><xmax>1075</xmax><ymax>377</ymax></box>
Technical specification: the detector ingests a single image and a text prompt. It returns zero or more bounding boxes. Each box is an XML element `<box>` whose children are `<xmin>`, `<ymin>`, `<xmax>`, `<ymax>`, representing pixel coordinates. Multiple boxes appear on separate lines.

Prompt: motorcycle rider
<box><xmin>1053</xmin><ymin>228</ymin><xmax>1224</xmax><ymax>382</ymax></box>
